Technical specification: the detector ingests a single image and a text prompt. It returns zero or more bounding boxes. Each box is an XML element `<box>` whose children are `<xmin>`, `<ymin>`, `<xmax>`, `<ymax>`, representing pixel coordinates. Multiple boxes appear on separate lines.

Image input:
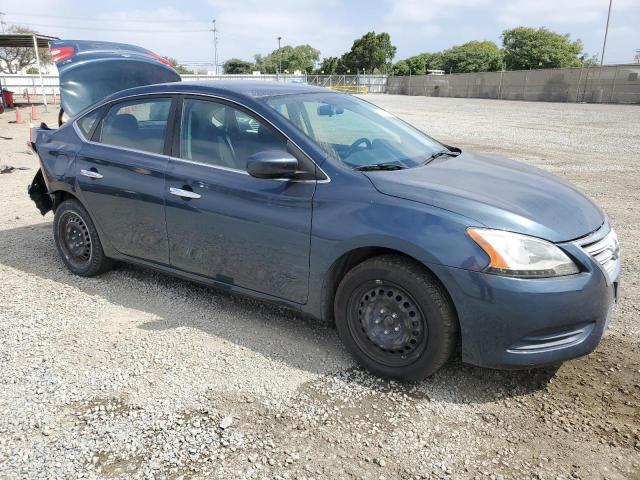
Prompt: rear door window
<box><xmin>99</xmin><ymin>98</ymin><xmax>172</xmax><ymax>155</ymax></box>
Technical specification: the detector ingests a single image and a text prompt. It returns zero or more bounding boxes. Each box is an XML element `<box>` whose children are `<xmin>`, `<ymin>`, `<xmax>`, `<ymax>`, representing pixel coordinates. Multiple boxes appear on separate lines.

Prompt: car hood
<box><xmin>52</xmin><ymin>40</ymin><xmax>181</xmax><ymax>117</ymax></box>
<box><xmin>365</xmin><ymin>150</ymin><xmax>604</xmax><ymax>242</ymax></box>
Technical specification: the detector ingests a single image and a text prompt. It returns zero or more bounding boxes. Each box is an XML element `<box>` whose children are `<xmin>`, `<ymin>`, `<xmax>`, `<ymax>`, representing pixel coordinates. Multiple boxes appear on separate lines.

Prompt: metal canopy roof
<box><xmin>0</xmin><ymin>34</ymin><xmax>59</xmax><ymax>48</ymax></box>
<box><xmin>0</xmin><ymin>34</ymin><xmax>58</xmax><ymax>109</ymax></box>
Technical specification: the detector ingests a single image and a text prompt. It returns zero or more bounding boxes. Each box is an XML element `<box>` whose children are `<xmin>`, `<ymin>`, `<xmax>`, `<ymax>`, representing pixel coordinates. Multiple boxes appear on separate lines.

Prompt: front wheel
<box><xmin>334</xmin><ymin>255</ymin><xmax>458</xmax><ymax>380</ymax></box>
<box><xmin>53</xmin><ymin>199</ymin><xmax>112</xmax><ymax>276</ymax></box>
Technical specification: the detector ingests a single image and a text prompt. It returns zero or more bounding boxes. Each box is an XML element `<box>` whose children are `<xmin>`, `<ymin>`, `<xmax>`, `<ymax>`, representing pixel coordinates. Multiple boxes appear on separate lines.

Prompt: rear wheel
<box><xmin>53</xmin><ymin>199</ymin><xmax>112</xmax><ymax>276</ymax></box>
<box><xmin>334</xmin><ymin>255</ymin><xmax>458</xmax><ymax>380</ymax></box>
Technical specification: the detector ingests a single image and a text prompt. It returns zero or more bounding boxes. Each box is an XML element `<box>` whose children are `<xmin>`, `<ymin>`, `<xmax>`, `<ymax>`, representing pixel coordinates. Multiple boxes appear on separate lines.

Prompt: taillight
<box><xmin>146</xmin><ymin>50</ymin><xmax>175</xmax><ymax>68</ymax></box>
<box><xmin>50</xmin><ymin>46</ymin><xmax>75</xmax><ymax>63</ymax></box>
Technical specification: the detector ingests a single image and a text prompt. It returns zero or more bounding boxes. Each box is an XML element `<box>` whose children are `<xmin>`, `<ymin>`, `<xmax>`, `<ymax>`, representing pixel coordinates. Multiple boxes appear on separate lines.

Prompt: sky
<box><xmin>2</xmin><ymin>0</ymin><xmax>639</xmax><ymax>69</ymax></box>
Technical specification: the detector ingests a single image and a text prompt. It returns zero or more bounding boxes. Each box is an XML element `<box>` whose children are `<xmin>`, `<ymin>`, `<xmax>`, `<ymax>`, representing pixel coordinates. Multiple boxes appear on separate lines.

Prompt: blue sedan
<box><xmin>28</xmin><ymin>45</ymin><xmax>619</xmax><ymax>380</ymax></box>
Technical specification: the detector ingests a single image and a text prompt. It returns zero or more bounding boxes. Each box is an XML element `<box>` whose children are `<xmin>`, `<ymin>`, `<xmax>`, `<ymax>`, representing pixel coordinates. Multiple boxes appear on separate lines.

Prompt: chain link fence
<box><xmin>0</xmin><ymin>73</ymin><xmax>388</xmax><ymax>103</ymax></box>
<box><xmin>305</xmin><ymin>75</ymin><xmax>387</xmax><ymax>93</ymax></box>
<box><xmin>387</xmin><ymin>64</ymin><xmax>640</xmax><ymax>104</ymax></box>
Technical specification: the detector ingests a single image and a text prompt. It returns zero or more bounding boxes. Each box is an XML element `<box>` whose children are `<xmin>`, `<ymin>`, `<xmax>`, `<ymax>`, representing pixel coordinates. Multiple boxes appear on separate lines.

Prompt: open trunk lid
<box><xmin>51</xmin><ymin>40</ymin><xmax>181</xmax><ymax>117</ymax></box>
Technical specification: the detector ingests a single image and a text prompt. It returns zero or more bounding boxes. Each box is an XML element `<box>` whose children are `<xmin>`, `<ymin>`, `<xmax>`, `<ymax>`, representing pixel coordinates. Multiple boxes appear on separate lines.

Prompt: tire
<box><xmin>334</xmin><ymin>254</ymin><xmax>458</xmax><ymax>380</ymax></box>
<box><xmin>53</xmin><ymin>199</ymin><xmax>112</xmax><ymax>276</ymax></box>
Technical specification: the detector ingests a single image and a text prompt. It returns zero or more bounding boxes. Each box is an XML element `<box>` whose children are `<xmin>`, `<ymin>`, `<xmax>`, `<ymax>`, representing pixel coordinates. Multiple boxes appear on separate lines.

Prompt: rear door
<box><xmin>76</xmin><ymin>96</ymin><xmax>175</xmax><ymax>263</ymax></box>
<box><xmin>164</xmin><ymin>96</ymin><xmax>316</xmax><ymax>303</ymax></box>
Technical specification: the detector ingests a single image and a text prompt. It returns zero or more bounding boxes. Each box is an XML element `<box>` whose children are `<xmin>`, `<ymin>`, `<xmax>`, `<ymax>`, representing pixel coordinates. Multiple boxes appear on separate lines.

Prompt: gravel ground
<box><xmin>0</xmin><ymin>97</ymin><xmax>639</xmax><ymax>480</ymax></box>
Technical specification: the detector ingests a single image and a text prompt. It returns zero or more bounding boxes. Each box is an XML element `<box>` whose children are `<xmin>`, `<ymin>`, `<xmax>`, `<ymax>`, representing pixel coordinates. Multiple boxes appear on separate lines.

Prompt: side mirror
<box><xmin>247</xmin><ymin>150</ymin><xmax>299</xmax><ymax>179</ymax></box>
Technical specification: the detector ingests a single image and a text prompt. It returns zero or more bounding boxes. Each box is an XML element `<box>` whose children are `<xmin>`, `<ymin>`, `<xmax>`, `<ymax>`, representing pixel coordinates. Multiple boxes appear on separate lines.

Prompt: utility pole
<box><xmin>600</xmin><ymin>0</ymin><xmax>612</xmax><ymax>65</ymax></box>
<box><xmin>211</xmin><ymin>19</ymin><xmax>219</xmax><ymax>75</ymax></box>
<box><xmin>0</xmin><ymin>12</ymin><xmax>6</xmax><ymax>33</ymax></box>
<box><xmin>277</xmin><ymin>36</ymin><xmax>282</xmax><ymax>78</ymax></box>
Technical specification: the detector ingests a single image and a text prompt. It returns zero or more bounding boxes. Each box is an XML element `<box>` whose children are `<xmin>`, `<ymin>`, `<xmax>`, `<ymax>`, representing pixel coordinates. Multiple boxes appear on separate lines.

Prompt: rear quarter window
<box><xmin>76</xmin><ymin>109</ymin><xmax>102</xmax><ymax>139</ymax></box>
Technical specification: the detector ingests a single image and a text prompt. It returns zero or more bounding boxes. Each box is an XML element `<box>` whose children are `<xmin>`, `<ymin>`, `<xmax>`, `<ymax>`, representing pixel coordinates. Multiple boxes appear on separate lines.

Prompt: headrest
<box><xmin>110</xmin><ymin>113</ymin><xmax>139</xmax><ymax>134</ymax></box>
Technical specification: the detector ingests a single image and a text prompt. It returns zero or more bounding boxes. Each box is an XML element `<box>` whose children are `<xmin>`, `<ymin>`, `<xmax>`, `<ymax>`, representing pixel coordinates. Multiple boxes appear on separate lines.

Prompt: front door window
<box><xmin>179</xmin><ymin>98</ymin><xmax>288</xmax><ymax>171</ymax></box>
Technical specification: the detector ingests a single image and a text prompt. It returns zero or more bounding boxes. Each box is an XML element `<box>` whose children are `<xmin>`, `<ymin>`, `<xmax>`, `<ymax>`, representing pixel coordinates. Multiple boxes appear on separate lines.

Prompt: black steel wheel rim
<box><xmin>58</xmin><ymin>211</ymin><xmax>92</xmax><ymax>267</ymax></box>
<box><xmin>347</xmin><ymin>280</ymin><xmax>428</xmax><ymax>368</ymax></box>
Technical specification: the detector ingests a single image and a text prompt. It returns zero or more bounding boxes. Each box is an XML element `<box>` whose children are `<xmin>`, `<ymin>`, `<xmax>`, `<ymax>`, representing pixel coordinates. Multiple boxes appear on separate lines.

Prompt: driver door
<box><xmin>164</xmin><ymin>97</ymin><xmax>316</xmax><ymax>304</ymax></box>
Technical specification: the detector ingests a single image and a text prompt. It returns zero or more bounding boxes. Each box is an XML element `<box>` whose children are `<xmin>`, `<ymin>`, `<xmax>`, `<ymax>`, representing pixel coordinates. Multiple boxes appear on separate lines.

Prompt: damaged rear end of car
<box><xmin>27</xmin><ymin>120</ymin><xmax>83</xmax><ymax>216</ymax></box>
<box><xmin>28</xmin><ymin>123</ymin><xmax>56</xmax><ymax>215</ymax></box>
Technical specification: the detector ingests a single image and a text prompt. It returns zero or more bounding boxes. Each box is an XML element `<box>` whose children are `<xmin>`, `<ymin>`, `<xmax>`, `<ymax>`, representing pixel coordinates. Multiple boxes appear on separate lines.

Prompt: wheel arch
<box><xmin>51</xmin><ymin>189</ymin><xmax>79</xmax><ymax>212</ymax></box>
<box><xmin>320</xmin><ymin>246</ymin><xmax>459</xmax><ymax>327</ymax></box>
<box><xmin>49</xmin><ymin>188</ymin><xmax>119</xmax><ymax>259</ymax></box>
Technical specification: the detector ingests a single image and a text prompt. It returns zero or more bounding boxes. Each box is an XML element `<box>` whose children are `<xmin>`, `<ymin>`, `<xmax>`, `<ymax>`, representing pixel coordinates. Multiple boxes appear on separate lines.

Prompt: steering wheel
<box><xmin>344</xmin><ymin>137</ymin><xmax>372</xmax><ymax>159</ymax></box>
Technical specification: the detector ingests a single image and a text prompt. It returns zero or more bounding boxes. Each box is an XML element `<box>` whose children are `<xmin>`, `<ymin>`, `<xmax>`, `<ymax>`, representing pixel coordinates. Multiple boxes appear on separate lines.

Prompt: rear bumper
<box><xmin>432</xmin><ymin>242</ymin><xmax>618</xmax><ymax>369</ymax></box>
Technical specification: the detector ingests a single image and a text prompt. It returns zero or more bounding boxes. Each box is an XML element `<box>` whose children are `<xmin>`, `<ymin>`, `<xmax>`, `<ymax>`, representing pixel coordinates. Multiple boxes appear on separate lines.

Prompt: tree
<box><xmin>404</xmin><ymin>54</ymin><xmax>427</xmax><ymax>75</ymax></box>
<box><xmin>392</xmin><ymin>60</ymin><xmax>410</xmax><ymax>76</ymax></box>
<box><xmin>392</xmin><ymin>52</ymin><xmax>446</xmax><ymax>76</ymax></box>
<box><xmin>403</xmin><ymin>53</ymin><xmax>444</xmax><ymax>74</ymax></box>
<box><xmin>223</xmin><ymin>58</ymin><xmax>255</xmax><ymax>74</ymax></box>
<box><xmin>162</xmin><ymin>56</ymin><xmax>193</xmax><ymax>74</ymax></box>
<box><xmin>282</xmin><ymin>45</ymin><xmax>320</xmax><ymax>73</ymax></box>
<box><xmin>254</xmin><ymin>45</ymin><xmax>320</xmax><ymax>74</ymax></box>
<box><xmin>502</xmin><ymin>27</ymin><xmax>583</xmax><ymax>70</ymax></box>
<box><xmin>440</xmin><ymin>41</ymin><xmax>503</xmax><ymax>73</ymax></box>
<box><xmin>341</xmin><ymin>32</ymin><xmax>396</xmax><ymax>73</ymax></box>
<box><xmin>0</xmin><ymin>26</ymin><xmax>52</xmax><ymax>74</ymax></box>
<box><xmin>317</xmin><ymin>56</ymin><xmax>341</xmax><ymax>74</ymax></box>
<box><xmin>253</xmin><ymin>54</ymin><xmax>267</xmax><ymax>72</ymax></box>
<box><xmin>580</xmin><ymin>54</ymin><xmax>600</xmax><ymax>67</ymax></box>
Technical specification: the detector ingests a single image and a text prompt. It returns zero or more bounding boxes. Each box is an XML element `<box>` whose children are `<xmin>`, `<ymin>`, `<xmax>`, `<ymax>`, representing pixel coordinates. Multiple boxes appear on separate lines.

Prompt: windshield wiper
<box><xmin>422</xmin><ymin>149</ymin><xmax>461</xmax><ymax>165</ymax></box>
<box><xmin>354</xmin><ymin>162</ymin><xmax>407</xmax><ymax>171</ymax></box>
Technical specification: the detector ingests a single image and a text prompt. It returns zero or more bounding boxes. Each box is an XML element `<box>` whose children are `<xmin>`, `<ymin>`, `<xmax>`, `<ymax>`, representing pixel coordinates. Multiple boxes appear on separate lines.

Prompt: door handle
<box><xmin>169</xmin><ymin>187</ymin><xmax>201</xmax><ymax>199</ymax></box>
<box><xmin>80</xmin><ymin>169</ymin><xmax>103</xmax><ymax>179</ymax></box>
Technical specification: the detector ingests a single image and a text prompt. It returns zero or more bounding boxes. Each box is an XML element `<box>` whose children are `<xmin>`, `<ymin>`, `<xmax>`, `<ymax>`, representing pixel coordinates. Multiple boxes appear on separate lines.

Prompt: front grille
<box><xmin>580</xmin><ymin>227</ymin><xmax>620</xmax><ymax>282</ymax></box>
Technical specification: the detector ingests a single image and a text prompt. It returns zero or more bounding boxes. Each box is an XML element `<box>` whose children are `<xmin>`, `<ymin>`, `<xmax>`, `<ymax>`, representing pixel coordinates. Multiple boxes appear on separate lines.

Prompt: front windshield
<box><xmin>264</xmin><ymin>92</ymin><xmax>444</xmax><ymax>169</ymax></box>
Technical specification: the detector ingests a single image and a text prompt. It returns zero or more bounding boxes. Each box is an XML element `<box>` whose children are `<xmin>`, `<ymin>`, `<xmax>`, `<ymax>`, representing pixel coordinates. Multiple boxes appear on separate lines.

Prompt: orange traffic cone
<box><xmin>30</xmin><ymin>105</ymin><xmax>39</xmax><ymax>121</ymax></box>
<box><xmin>14</xmin><ymin>107</ymin><xmax>24</xmax><ymax>124</ymax></box>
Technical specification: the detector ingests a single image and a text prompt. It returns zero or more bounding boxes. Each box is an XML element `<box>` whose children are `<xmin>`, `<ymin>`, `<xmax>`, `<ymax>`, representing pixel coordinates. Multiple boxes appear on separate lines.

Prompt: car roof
<box><xmin>108</xmin><ymin>80</ymin><xmax>333</xmax><ymax>102</ymax></box>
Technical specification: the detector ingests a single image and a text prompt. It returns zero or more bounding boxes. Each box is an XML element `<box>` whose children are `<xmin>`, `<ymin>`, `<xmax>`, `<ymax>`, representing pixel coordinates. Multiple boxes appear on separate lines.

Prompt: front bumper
<box><xmin>431</xmin><ymin>227</ymin><xmax>619</xmax><ymax>369</ymax></box>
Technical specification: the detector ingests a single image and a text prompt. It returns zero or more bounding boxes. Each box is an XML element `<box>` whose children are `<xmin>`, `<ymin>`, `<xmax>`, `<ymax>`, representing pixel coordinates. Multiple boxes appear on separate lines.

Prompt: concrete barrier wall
<box><xmin>387</xmin><ymin>65</ymin><xmax>640</xmax><ymax>104</ymax></box>
<box><xmin>4</xmin><ymin>66</ymin><xmax>639</xmax><ymax>104</ymax></box>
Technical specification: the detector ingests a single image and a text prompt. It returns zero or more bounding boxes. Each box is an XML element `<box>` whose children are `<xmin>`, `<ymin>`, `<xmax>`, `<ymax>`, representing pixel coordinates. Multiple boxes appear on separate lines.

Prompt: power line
<box><xmin>4</xmin><ymin>13</ymin><xmax>250</xmax><ymax>39</ymax></box>
<box><xmin>5</xmin><ymin>21</ymin><xmax>209</xmax><ymax>33</ymax></box>
<box><xmin>4</xmin><ymin>12</ymin><xmax>207</xmax><ymax>24</ymax></box>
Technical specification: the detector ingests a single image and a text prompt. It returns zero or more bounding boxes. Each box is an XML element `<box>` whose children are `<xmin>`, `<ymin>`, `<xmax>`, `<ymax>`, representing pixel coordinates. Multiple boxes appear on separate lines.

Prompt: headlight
<box><xmin>467</xmin><ymin>228</ymin><xmax>579</xmax><ymax>278</ymax></box>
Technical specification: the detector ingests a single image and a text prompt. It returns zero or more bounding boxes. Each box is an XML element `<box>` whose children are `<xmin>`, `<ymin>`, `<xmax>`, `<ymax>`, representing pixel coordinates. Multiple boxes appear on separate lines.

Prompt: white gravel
<box><xmin>0</xmin><ymin>97</ymin><xmax>639</xmax><ymax>479</ymax></box>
